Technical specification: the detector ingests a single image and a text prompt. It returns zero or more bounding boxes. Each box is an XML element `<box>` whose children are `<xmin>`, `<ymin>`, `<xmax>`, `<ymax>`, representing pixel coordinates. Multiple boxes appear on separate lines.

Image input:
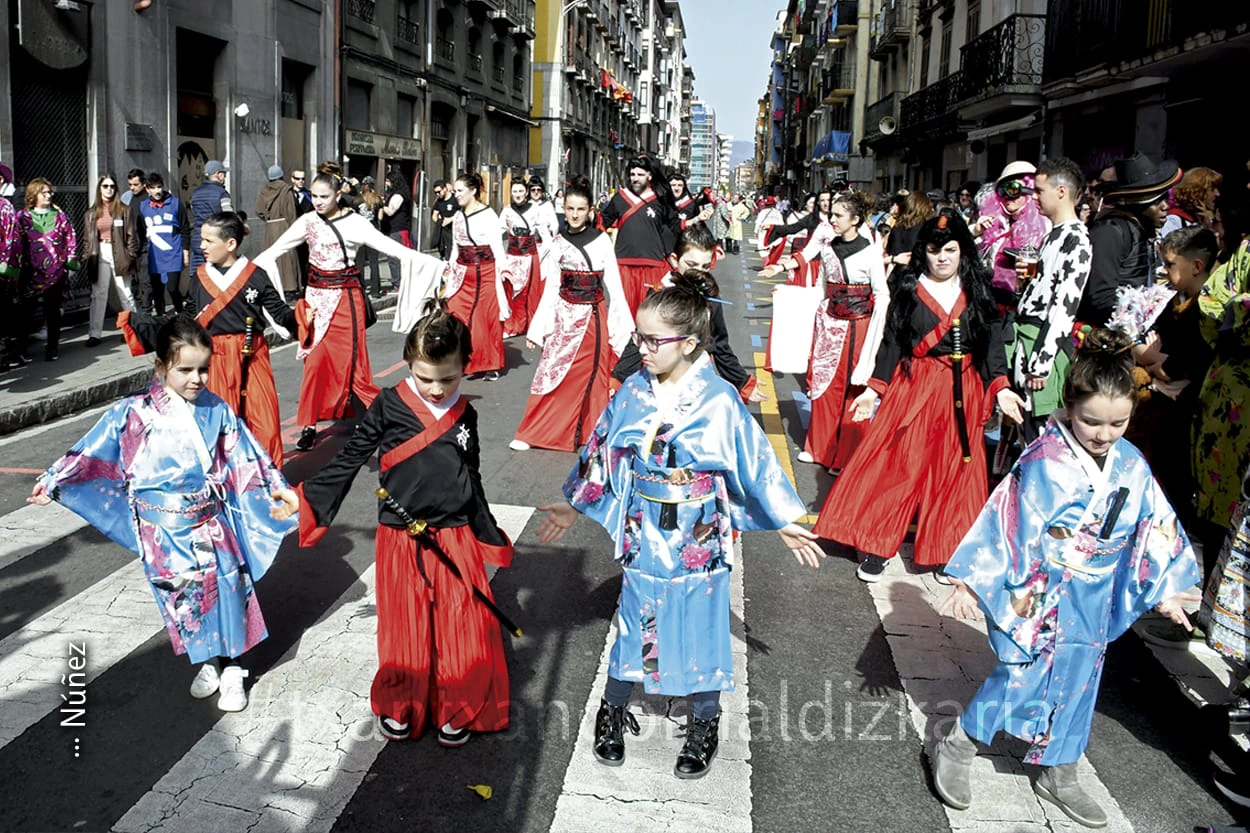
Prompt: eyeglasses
<box><xmin>630</xmin><ymin>331</ymin><xmax>692</xmax><ymax>351</ymax></box>
<box><xmin>995</xmin><ymin>179</ymin><xmax>1033</xmax><ymax>199</ymax></box>
<box><xmin>292</xmin><ymin>176</ymin><xmax>305</xmax><ymax>181</ymax></box>
<box><xmin>101</xmin><ymin>183</ymin><xmax>117</xmax><ymax>189</ymax></box>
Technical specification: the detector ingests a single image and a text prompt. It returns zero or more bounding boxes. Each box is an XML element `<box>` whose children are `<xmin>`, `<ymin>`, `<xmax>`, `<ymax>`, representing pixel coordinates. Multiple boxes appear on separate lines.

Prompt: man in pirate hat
<box><xmin>1078</xmin><ymin>153</ymin><xmax>1181</xmax><ymax>326</ymax></box>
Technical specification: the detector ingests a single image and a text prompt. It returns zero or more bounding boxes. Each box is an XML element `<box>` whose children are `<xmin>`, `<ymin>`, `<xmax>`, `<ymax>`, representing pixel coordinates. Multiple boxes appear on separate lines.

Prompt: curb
<box><xmin>0</xmin><ymin>294</ymin><xmax>398</xmax><ymax>437</ymax></box>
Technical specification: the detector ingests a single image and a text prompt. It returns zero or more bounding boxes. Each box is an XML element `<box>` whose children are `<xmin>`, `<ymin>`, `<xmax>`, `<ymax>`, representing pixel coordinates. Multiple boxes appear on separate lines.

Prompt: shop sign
<box><xmin>346</xmin><ymin>130</ymin><xmax>423</xmax><ymax>160</ymax></box>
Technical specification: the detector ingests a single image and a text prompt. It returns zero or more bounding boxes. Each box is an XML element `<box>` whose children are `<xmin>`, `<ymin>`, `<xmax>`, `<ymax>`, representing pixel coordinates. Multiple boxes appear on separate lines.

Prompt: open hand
<box><xmin>536</xmin><ymin>502</ymin><xmax>579</xmax><ymax>544</ymax></box>
<box><xmin>759</xmin><ymin>264</ymin><xmax>784</xmax><ymax>279</ymax></box>
<box><xmin>27</xmin><ymin>481</ymin><xmax>51</xmax><ymax>506</ymax></box>
<box><xmin>938</xmin><ymin>582</ymin><xmax>983</xmax><ymax>621</ymax></box>
<box><xmin>997</xmin><ymin>389</ymin><xmax>1027</xmax><ymax>425</ymax></box>
<box><xmin>748</xmin><ymin>386</ymin><xmax>769</xmax><ymax>403</ymax></box>
<box><xmin>849</xmin><ymin>388</ymin><xmax>878</xmax><ymax>422</ymax></box>
<box><xmin>778</xmin><ymin>524</ymin><xmax>824</xmax><ymax>568</ymax></box>
<box><xmin>1155</xmin><ymin>590</ymin><xmax>1201</xmax><ymax>630</ymax></box>
<box><xmin>270</xmin><ymin>488</ymin><xmax>299</xmax><ymax>521</ymax></box>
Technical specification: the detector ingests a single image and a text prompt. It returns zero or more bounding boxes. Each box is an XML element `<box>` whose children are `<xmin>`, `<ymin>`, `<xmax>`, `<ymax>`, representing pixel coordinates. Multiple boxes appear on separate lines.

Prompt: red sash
<box><xmin>195</xmin><ymin>261</ymin><xmax>258</xmax><ymax>328</ymax></box>
<box><xmin>613</xmin><ymin>189</ymin><xmax>658</xmax><ymax>230</ymax></box>
<box><xmin>913</xmin><ymin>283</ymin><xmax>969</xmax><ymax>357</ymax></box>
<box><xmin>379</xmin><ymin>383</ymin><xmax>469</xmax><ymax>472</ymax></box>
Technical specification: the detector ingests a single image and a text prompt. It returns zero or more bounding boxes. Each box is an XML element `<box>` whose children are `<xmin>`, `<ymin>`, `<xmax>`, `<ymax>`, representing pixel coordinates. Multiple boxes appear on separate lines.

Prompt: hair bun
<box><xmin>672</xmin><ymin>268</ymin><xmax>720</xmax><ymax>301</ymax></box>
<box><xmin>1077</xmin><ymin>327</ymin><xmax>1135</xmax><ymax>359</ymax></box>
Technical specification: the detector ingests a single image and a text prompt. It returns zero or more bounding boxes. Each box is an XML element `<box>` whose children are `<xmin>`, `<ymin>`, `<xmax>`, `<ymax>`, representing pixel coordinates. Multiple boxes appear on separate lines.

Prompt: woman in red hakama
<box><xmin>446</xmin><ymin>172</ymin><xmax>509</xmax><ymax>378</ymax></box>
<box><xmin>512</xmin><ymin>186</ymin><xmax>633</xmax><ymax>452</ymax></box>
<box><xmin>814</xmin><ymin>209</ymin><xmax>1024</xmax><ymax>582</ymax></box>
<box><xmin>500</xmin><ymin>180</ymin><xmax>555</xmax><ymax>339</ymax></box>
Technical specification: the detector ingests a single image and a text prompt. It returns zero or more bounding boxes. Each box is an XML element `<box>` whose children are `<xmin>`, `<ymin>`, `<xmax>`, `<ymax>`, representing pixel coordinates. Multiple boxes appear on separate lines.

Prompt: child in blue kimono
<box><xmin>536</xmin><ymin>270</ymin><xmax>824</xmax><ymax>779</ymax></box>
<box><xmin>931</xmin><ymin>327</ymin><xmax>1200</xmax><ymax>828</ymax></box>
<box><xmin>29</xmin><ymin>315</ymin><xmax>298</xmax><ymax>712</ymax></box>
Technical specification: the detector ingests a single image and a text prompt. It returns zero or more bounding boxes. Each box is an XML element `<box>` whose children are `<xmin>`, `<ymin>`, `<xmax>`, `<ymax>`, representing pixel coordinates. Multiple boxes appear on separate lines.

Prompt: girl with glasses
<box><xmin>83</xmin><ymin>173</ymin><xmax>141</xmax><ymax>346</ymax></box>
<box><xmin>16</xmin><ymin>177</ymin><xmax>78</xmax><ymax>361</ymax></box>
<box><xmin>536</xmin><ymin>271</ymin><xmax>823</xmax><ymax>780</ymax></box>
<box><xmin>510</xmin><ymin>181</ymin><xmax>633</xmax><ymax>452</ymax></box>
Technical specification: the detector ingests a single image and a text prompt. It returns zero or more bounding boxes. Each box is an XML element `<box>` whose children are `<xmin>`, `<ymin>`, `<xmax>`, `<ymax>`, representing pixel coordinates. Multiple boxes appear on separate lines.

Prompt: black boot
<box><xmin>674</xmin><ymin>713</ymin><xmax>720</xmax><ymax>779</ymax></box>
<box><xmin>592</xmin><ymin>699</ymin><xmax>639</xmax><ymax>766</ymax></box>
<box><xmin>296</xmin><ymin>426</ymin><xmax>317</xmax><ymax>452</ymax></box>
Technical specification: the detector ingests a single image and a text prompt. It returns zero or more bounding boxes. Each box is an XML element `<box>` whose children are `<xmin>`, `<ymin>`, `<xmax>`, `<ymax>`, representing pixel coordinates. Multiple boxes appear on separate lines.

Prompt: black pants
<box><xmin>359</xmin><ymin>246</ymin><xmax>382</xmax><ymax>294</ymax></box>
<box><xmin>603</xmin><ymin>676</ymin><xmax>721</xmax><ymax>719</ymax></box>
<box><xmin>149</xmin><ymin>272</ymin><xmax>183</xmax><ymax>314</ymax></box>
<box><xmin>19</xmin><ymin>282</ymin><xmax>64</xmax><ymax>357</ymax></box>
<box><xmin>384</xmin><ymin>231</ymin><xmax>406</xmax><ymax>289</ymax></box>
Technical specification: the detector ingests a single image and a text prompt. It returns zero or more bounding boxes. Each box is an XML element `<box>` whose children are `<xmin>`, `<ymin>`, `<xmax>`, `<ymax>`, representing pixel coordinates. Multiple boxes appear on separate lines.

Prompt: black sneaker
<box><xmin>377</xmin><ymin>715</ymin><xmax>410</xmax><ymax>742</ymax></box>
<box><xmin>485</xmin><ymin>370</ymin><xmax>500</xmax><ymax>382</ymax></box>
<box><xmin>856</xmin><ymin>554</ymin><xmax>889</xmax><ymax>583</ymax></box>
<box><xmin>296</xmin><ymin>427</ymin><xmax>317</xmax><ymax>452</ymax></box>
<box><xmin>85</xmin><ymin>336</ymin><xmax>103</xmax><ymax>347</ymax></box>
<box><xmin>44</xmin><ymin>348</ymin><xmax>59</xmax><ymax>362</ymax></box>
<box><xmin>674</xmin><ymin>713</ymin><xmax>720</xmax><ymax>779</ymax></box>
<box><xmin>593</xmin><ymin>699</ymin><xmax>640</xmax><ymax>766</ymax></box>
<box><xmin>437</xmin><ymin>722</ymin><xmax>471</xmax><ymax>748</ymax></box>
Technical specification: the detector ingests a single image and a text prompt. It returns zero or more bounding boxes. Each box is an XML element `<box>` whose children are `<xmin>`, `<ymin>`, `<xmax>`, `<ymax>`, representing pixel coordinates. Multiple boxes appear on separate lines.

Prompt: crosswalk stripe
<box><xmin>0</xmin><ymin>502</ymin><xmax>89</xmax><ymax>571</ymax></box>
<box><xmin>549</xmin><ymin>544</ymin><xmax>752</xmax><ymax>831</ymax></box>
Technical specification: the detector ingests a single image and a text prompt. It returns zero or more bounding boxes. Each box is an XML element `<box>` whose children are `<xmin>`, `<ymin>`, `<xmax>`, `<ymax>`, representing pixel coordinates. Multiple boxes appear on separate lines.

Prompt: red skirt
<box><xmin>813</xmin><ymin>355</ymin><xmax>991</xmax><ymax>567</ymax></box>
<box><xmin>618</xmin><ymin>259</ymin><xmax>671</xmax><ymax>318</ymax></box>
<box><xmin>804</xmin><ymin>316</ymin><xmax>868</xmax><ymax>470</ymax></box>
<box><xmin>372</xmin><ymin>523</ymin><xmax>511</xmax><ymax>738</ymax></box>
<box><xmin>448</xmin><ymin>260</ymin><xmax>505</xmax><ymax>374</ymax></box>
<box><xmin>504</xmin><ymin>251</ymin><xmax>541</xmax><ymax>338</ymax></box>
<box><xmin>297</xmin><ymin>286</ymin><xmax>379</xmax><ymax>426</ymax></box>
<box><xmin>208</xmin><ymin>333</ymin><xmax>284</xmax><ymax>467</ymax></box>
<box><xmin>513</xmin><ymin>301</ymin><xmax>611</xmax><ymax>451</ymax></box>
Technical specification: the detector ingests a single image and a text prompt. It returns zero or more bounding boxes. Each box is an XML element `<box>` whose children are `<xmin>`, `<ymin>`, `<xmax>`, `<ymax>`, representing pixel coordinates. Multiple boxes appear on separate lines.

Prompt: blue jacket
<box><xmin>189</xmin><ymin>181</ymin><xmax>233</xmax><ymax>268</ymax></box>
<box><xmin>137</xmin><ymin>193</ymin><xmax>189</xmax><ymax>276</ymax></box>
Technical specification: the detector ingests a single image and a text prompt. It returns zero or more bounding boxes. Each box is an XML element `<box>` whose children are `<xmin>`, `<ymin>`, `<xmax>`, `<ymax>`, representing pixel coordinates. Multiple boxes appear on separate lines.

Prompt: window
<box><xmin>919</xmin><ymin>34</ymin><xmax>930</xmax><ymax>88</ymax></box>
<box><xmin>966</xmin><ymin>0</ymin><xmax>980</xmax><ymax>41</ymax></box>
<box><xmin>939</xmin><ymin>19</ymin><xmax>952</xmax><ymax>79</ymax></box>
<box><xmin>280</xmin><ymin>59</ymin><xmax>310</xmax><ymax>119</ymax></box>
<box><xmin>346</xmin><ymin>79</ymin><xmax>372</xmax><ymax>130</ymax></box>
<box><xmin>398</xmin><ymin>93</ymin><xmax>418</xmax><ymax>138</ymax></box>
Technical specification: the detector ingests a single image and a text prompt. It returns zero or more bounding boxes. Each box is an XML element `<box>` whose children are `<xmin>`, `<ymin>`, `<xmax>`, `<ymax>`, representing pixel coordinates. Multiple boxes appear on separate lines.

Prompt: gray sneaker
<box><xmin>1034</xmin><ymin>762</ymin><xmax>1107</xmax><ymax>828</ymax></box>
<box><xmin>931</xmin><ymin>722</ymin><xmax>976</xmax><ymax>810</ymax></box>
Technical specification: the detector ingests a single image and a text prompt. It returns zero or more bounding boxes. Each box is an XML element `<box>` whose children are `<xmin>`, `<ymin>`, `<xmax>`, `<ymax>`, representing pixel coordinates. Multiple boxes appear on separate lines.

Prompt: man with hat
<box><xmin>255</xmin><ymin>164</ymin><xmax>301</xmax><ymax>295</ymax></box>
<box><xmin>1078</xmin><ymin>153</ymin><xmax>1181</xmax><ymax>326</ymax></box>
<box><xmin>189</xmin><ymin>160</ymin><xmax>234</xmax><ymax>271</ymax></box>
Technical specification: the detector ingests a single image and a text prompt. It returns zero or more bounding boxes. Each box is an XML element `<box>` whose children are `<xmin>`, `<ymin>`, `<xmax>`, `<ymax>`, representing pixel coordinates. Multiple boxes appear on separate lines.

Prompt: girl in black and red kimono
<box><xmin>814</xmin><ymin>209</ymin><xmax>1025</xmax><ymax>583</ymax></box>
<box><xmin>119</xmin><ymin>212</ymin><xmax>299</xmax><ymax>466</ymax></box>
<box><xmin>279</xmin><ymin>303</ymin><xmax>513</xmax><ymax>745</ymax></box>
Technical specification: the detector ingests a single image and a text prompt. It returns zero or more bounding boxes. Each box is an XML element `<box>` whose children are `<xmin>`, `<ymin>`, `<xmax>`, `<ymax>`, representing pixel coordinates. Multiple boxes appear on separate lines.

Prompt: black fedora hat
<box><xmin>1103</xmin><ymin>153</ymin><xmax>1181</xmax><ymax>205</ymax></box>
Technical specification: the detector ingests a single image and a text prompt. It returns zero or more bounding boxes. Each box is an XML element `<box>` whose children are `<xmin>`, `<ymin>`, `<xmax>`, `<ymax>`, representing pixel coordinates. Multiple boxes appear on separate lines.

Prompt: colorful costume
<box><xmin>39</xmin><ymin>379</ymin><xmax>295</xmax><ymax>663</ymax></box>
<box><xmin>445</xmin><ymin>206</ymin><xmax>510</xmax><ymax>375</ymax></box>
<box><xmin>564</xmin><ymin>354</ymin><xmax>805</xmax><ymax>696</ymax></box>
<box><xmin>947</xmin><ymin>418</ymin><xmax>1198</xmax><ymax>765</ymax></box>
<box><xmin>500</xmin><ymin>199</ymin><xmax>557</xmax><ymax>338</ymax></box>
<box><xmin>599</xmin><ymin>188</ymin><xmax>683</xmax><ymax>316</ymax></box>
<box><xmin>514</xmin><ymin>227</ymin><xmax>633</xmax><ymax>451</ymax></box>
<box><xmin>17</xmin><ymin>206</ymin><xmax>78</xmax><ymax>356</ymax></box>
<box><xmin>814</xmin><ymin>279</ymin><xmax>1010</xmax><ymax>567</ymax></box>
<box><xmin>296</xmin><ymin>383</ymin><xmax>512</xmax><ymax>737</ymax></box>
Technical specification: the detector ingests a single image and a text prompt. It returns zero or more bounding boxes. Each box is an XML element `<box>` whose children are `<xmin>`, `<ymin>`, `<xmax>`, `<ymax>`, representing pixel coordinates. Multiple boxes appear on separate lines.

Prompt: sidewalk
<box><xmin>0</xmin><ymin>294</ymin><xmax>398</xmax><ymax>436</ymax></box>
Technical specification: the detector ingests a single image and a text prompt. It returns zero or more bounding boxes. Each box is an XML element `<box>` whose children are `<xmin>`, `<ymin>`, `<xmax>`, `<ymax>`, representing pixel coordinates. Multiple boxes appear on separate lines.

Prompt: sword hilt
<box><xmin>376</xmin><ymin>487</ymin><xmax>428</xmax><ymax>537</ymax></box>
<box><xmin>951</xmin><ymin>316</ymin><xmax>963</xmax><ymax>360</ymax></box>
<box><xmin>242</xmin><ymin>316</ymin><xmax>255</xmax><ymax>357</ymax></box>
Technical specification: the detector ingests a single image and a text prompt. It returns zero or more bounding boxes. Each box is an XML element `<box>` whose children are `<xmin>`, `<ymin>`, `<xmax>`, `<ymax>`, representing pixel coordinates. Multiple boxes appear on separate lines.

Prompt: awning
<box><xmin>812</xmin><ymin>130</ymin><xmax>851</xmax><ymax>163</ymax></box>
<box><xmin>966</xmin><ymin>112</ymin><xmax>1038</xmax><ymax>143</ymax></box>
<box><xmin>811</xmin><ymin>132</ymin><xmax>831</xmax><ymax>162</ymax></box>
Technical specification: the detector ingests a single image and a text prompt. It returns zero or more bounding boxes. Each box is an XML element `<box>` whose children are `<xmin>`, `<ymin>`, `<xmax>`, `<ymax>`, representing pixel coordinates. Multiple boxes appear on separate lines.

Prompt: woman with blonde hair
<box><xmin>82</xmin><ymin>173</ymin><xmax>140</xmax><ymax>345</ymax></box>
<box><xmin>1161</xmin><ymin>166</ymin><xmax>1221</xmax><ymax>236</ymax></box>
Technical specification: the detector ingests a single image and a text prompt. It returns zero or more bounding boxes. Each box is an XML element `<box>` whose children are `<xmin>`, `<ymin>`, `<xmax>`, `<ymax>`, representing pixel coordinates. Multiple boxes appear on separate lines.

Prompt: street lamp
<box><xmin>547</xmin><ymin>0</ymin><xmax>588</xmax><ymax>187</ymax></box>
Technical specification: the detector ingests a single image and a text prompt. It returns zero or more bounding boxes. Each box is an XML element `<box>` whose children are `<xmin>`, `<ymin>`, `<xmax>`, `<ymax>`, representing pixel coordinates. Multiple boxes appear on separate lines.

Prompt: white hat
<box><xmin>996</xmin><ymin>160</ymin><xmax>1036</xmax><ymax>183</ymax></box>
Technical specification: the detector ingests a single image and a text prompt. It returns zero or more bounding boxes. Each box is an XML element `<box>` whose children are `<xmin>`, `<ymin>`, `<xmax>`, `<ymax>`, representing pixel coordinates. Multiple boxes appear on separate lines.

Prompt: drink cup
<box><xmin>1017</xmin><ymin>245</ymin><xmax>1039</xmax><ymax>281</ymax></box>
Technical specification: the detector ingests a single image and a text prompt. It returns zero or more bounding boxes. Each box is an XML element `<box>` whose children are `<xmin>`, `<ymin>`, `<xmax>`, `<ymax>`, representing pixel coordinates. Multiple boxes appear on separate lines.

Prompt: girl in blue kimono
<box><xmin>29</xmin><ymin>315</ymin><xmax>298</xmax><ymax>712</ymax></box>
<box><xmin>930</xmin><ymin>328</ymin><xmax>1200</xmax><ymax>828</ymax></box>
<box><xmin>536</xmin><ymin>270</ymin><xmax>824</xmax><ymax>779</ymax></box>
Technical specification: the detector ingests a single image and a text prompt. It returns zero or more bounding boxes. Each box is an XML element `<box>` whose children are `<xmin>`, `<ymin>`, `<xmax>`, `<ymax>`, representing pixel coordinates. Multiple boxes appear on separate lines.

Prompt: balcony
<box><xmin>834</xmin><ymin>0</ymin><xmax>859</xmax><ymax>34</ymax></box>
<box><xmin>869</xmin><ymin>0</ymin><xmax>911</xmax><ymax>61</ymax></box>
<box><xmin>491</xmin><ymin>0</ymin><xmax>536</xmax><ymax>39</ymax></box>
<box><xmin>436</xmin><ymin>37</ymin><xmax>456</xmax><ymax>66</ymax></box>
<box><xmin>468</xmin><ymin>54</ymin><xmax>483</xmax><ymax>77</ymax></box>
<box><xmin>899</xmin><ymin>70</ymin><xmax>964</xmax><ymax>141</ymax></box>
<box><xmin>956</xmin><ymin>14</ymin><xmax>1044</xmax><ymax>117</ymax></box>
<box><xmin>863</xmin><ymin>91</ymin><xmax>902</xmax><ymax>144</ymax></box>
<box><xmin>820</xmin><ymin>61</ymin><xmax>856</xmax><ymax>104</ymax></box>
<box><xmin>396</xmin><ymin>15</ymin><xmax>420</xmax><ymax>48</ymax></box>
<box><xmin>347</xmin><ymin>0</ymin><xmax>375</xmax><ymax>24</ymax></box>
<box><xmin>1044</xmin><ymin>0</ymin><xmax>1250</xmax><ymax>84</ymax></box>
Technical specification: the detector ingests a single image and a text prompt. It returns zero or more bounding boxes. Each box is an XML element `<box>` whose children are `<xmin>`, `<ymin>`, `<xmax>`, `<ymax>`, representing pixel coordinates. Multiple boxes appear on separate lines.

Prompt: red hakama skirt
<box><xmin>513</xmin><ymin>300</ymin><xmax>611</xmax><ymax>451</ymax></box>
<box><xmin>504</xmin><ymin>251</ymin><xmax>541</xmax><ymax>338</ymax></box>
<box><xmin>448</xmin><ymin>259</ymin><xmax>505</xmax><ymax>374</ymax></box>
<box><xmin>804</xmin><ymin>315</ymin><xmax>869</xmax><ymax>470</ymax></box>
<box><xmin>297</xmin><ymin>286</ymin><xmax>379</xmax><ymax>426</ymax></box>
<box><xmin>208</xmin><ymin>333</ymin><xmax>284</xmax><ymax>467</ymax></box>
<box><xmin>617</xmin><ymin>259</ymin><xmax>671</xmax><ymax>318</ymax></box>
<box><xmin>371</xmin><ymin>523</ymin><xmax>511</xmax><ymax>737</ymax></box>
<box><xmin>813</xmin><ymin>355</ymin><xmax>992</xmax><ymax>567</ymax></box>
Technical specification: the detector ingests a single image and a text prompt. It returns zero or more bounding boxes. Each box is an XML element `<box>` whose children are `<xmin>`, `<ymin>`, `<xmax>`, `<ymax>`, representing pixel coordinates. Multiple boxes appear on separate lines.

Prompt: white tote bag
<box><xmin>768</xmin><ymin>283</ymin><xmax>822</xmax><ymax>374</ymax></box>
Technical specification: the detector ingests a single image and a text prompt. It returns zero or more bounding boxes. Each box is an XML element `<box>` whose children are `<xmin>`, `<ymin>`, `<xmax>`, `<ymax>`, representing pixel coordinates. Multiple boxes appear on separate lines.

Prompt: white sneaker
<box><xmin>797</xmin><ymin>450</ymin><xmax>815</xmax><ymax>464</ymax></box>
<box><xmin>189</xmin><ymin>660</ymin><xmax>220</xmax><ymax>699</ymax></box>
<box><xmin>509</xmin><ymin>439</ymin><xmax>531</xmax><ymax>451</ymax></box>
<box><xmin>216</xmin><ymin>664</ymin><xmax>249</xmax><ymax>712</ymax></box>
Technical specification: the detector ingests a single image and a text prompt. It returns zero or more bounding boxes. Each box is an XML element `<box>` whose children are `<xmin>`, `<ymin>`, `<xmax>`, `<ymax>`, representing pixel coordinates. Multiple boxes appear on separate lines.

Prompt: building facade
<box><xmin>688</xmin><ymin>99</ymin><xmax>716</xmax><ymax>190</ymax></box>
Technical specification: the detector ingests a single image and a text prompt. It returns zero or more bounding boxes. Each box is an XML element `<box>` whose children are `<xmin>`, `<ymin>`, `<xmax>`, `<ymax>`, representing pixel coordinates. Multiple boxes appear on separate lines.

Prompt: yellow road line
<box><xmin>753</xmin><ymin>350</ymin><xmax>819</xmax><ymax>525</ymax></box>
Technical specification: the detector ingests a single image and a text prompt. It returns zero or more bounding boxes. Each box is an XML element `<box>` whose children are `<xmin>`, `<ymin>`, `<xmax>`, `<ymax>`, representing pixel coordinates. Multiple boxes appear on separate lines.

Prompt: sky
<box><xmin>677</xmin><ymin>0</ymin><xmax>784</xmax><ymax>154</ymax></box>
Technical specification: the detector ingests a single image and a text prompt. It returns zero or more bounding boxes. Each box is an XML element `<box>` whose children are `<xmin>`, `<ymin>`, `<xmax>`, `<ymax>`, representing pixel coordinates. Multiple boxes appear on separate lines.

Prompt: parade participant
<box><xmin>82</xmin><ymin>174</ymin><xmax>140</xmax><ymax>346</ymax></box>
<box><xmin>17</xmin><ymin>177</ymin><xmax>79</xmax><ymax>362</ymax></box>
<box><xmin>1011</xmin><ymin>157</ymin><xmax>1092</xmax><ymax>442</ymax></box>
<box><xmin>119</xmin><ymin>212</ymin><xmax>302</xmax><ymax>466</ymax></box>
<box><xmin>444</xmin><ymin>171</ymin><xmax>510</xmax><ymax>380</ymax></box>
<box><xmin>277</xmin><ymin>303</ymin><xmax>514</xmax><ymax>745</ymax></box>
<box><xmin>814</xmin><ymin>209</ymin><xmax>1026</xmax><ymax>583</ymax></box>
<box><xmin>933</xmin><ymin>328</ymin><xmax>1199</xmax><ymax>827</ymax></box>
<box><xmin>0</xmin><ymin>162</ymin><xmax>23</xmax><ymax>370</ymax></box>
<box><xmin>599</xmin><ymin>153</ymin><xmax>708</xmax><ymax>315</ymax></box>
<box><xmin>136</xmin><ymin>172</ymin><xmax>190</xmax><ymax>314</ymax></box>
<box><xmin>612</xmin><ymin>223</ymin><xmax>764</xmax><ymax>403</ymax></box>
<box><xmin>535</xmin><ymin>273</ymin><xmax>823</xmax><ymax>779</ymax></box>
<box><xmin>884</xmin><ymin>191</ymin><xmax>932</xmax><ymax>272</ymax></box>
<box><xmin>499</xmin><ymin>179</ymin><xmax>548</xmax><ymax>338</ymax></box>
<box><xmin>1160</xmin><ymin>166</ymin><xmax>1221</xmax><ymax>237</ymax></box>
<box><xmin>510</xmin><ymin>182</ymin><xmax>633</xmax><ymax>452</ymax></box>
<box><xmin>29</xmin><ymin>315</ymin><xmax>299</xmax><ymax>712</ymax></box>
<box><xmin>255</xmin><ymin>171</ymin><xmax>442</xmax><ymax>452</ymax></box>
<box><xmin>753</xmin><ymin>196</ymin><xmax>786</xmax><ymax>267</ymax></box>
<box><xmin>760</xmin><ymin>192</ymin><xmax>820</xmax><ymax>283</ymax></box>
<box><xmin>523</xmin><ymin>176</ymin><xmax>561</xmax><ymax>326</ymax></box>
<box><xmin>726</xmin><ymin>194</ymin><xmax>751</xmax><ymax>255</ymax></box>
<box><xmin>956</xmin><ymin>181</ymin><xmax>980</xmax><ymax>226</ymax></box>
<box><xmin>762</xmin><ymin>191</ymin><xmax>888</xmax><ymax>470</ymax></box>
<box><xmin>1079</xmin><ymin>153</ymin><xmax>1181</xmax><ymax>326</ymax></box>
<box><xmin>971</xmin><ymin>161</ymin><xmax>1051</xmax><ymax>313</ymax></box>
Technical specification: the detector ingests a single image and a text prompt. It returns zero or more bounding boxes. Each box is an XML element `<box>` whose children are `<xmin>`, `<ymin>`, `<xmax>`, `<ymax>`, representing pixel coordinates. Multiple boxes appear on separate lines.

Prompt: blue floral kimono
<box><xmin>40</xmin><ymin>379</ymin><xmax>295</xmax><ymax>664</ymax></box>
<box><xmin>946</xmin><ymin>418</ymin><xmax>1199</xmax><ymax>765</ymax></box>
<box><xmin>564</xmin><ymin>354</ymin><xmax>805</xmax><ymax>696</ymax></box>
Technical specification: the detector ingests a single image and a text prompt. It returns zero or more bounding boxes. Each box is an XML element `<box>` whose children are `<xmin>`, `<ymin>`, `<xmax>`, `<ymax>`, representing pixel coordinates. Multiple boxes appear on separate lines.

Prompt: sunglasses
<box><xmin>995</xmin><ymin>179</ymin><xmax>1033</xmax><ymax>199</ymax></box>
<box><xmin>101</xmin><ymin>183</ymin><xmax>117</xmax><ymax>189</ymax></box>
<box><xmin>631</xmin><ymin>331</ymin><xmax>692</xmax><ymax>351</ymax></box>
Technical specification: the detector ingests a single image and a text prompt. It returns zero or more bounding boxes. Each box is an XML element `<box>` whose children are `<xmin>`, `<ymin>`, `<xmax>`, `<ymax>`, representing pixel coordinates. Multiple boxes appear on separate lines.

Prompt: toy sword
<box><xmin>375</xmin><ymin>487</ymin><xmax>523</xmax><ymax>637</ymax></box>
<box><xmin>238</xmin><ymin>316</ymin><xmax>255</xmax><ymax>422</ymax></box>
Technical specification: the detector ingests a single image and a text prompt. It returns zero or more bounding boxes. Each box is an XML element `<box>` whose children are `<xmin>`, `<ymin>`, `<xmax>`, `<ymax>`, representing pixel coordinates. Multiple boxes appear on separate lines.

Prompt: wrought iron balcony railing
<box><xmin>348</xmin><ymin>0</ymin><xmax>375</xmax><ymax>24</ymax></box>
<box><xmin>870</xmin><ymin>0</ymin><xmax>911</xmax><ymax>61</ymax></box>
<box><xmin>956</xmin><ymin>14</ymin><xmax>1044</xmax><ymax>104</ymax></box>
<box><xmin>468</xmin><ymin>54</ymin><xmax>483</xmax><ymax>76</ymax></box>
<box><xmin>436</xmin><ymin>37</ymin><xmax>456</xmax><ymax>65</ymax></box>
<box><xmin>396</xmin><ymin>15</ymin><xmax>420</xmax><ymax>47</ymax></box>
<box><xmin>899</xmin><ymin>70</ymin><xmax>963</xmax><ymax>138</ymax></box>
